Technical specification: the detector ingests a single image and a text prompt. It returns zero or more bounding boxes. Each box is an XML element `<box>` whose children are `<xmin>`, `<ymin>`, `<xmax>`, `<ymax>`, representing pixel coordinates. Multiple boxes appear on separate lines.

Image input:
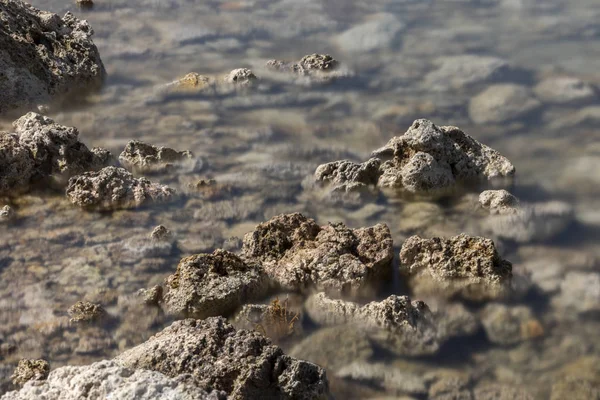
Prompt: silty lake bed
<box><xmin>1</xmin><ymin>0</ymin><xmax>600</xmax><ymax>399</ymax></box>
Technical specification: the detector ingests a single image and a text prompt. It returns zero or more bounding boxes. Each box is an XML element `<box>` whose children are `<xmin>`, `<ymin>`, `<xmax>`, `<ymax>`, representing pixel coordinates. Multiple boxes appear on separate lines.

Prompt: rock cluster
<box><xmin>119</xmin><ymin>140</ymin><xmax>194</xmax><ymax>173</ymax></box>
<box><xmin>266</xmin><ymin>54</ymin><xmax>349</xmax><ymax>83</ymax></box>
<box><xmin>241</xmin><ymin>213</ymin><xmax>394</xmax><ymax>295</ymax></box>
<box><xmin>0</xmin><ymin>0</ymin><xmax>105</xmax><ymax>114</ymax></box>
<box><xmin>315</xmin><ymin>119</ymin><xmax>515</xmax><ymax>194</ymax></box>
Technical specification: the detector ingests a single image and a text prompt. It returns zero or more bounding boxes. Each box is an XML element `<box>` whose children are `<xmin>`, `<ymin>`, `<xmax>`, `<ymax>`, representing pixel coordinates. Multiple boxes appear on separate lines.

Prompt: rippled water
<box><xmin>1</xmin><ymin>0</ymin><xmax>600</xmax><ymax>398</ymax></box>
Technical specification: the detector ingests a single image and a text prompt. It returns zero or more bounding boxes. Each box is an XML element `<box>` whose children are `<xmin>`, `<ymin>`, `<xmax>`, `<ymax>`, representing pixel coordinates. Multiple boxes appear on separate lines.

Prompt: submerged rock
<box><xmin>533</xmin><ymin>76</ymin><xmax>597</xmax><ymax>105</ymax></box>
<box><xmin>119</xmin><ymin>140</ymin><xmax>194</xmax><ymax>173</ymax></box>
<box><xmin>399</xmin><ymin>234</ymin><xmax>513</xmax><ymax>301</ymax></box>
<box><xmin>0</xmin><ymin>0</ymin><xmax>105</xmax><ymax>114</ymax></box>
<box><xmin>335</xmin><ymin>13</ymin><xmax>404</xmax><ymax>53</ymax></box>
<box><xmin>11</xmin><ymin>359</ymin><xmax>50</xmax><ymax>386</ymax></box>
<box><xmin>480</xmin><ymin>303</ymin><xmax>543</xmax><ymax>345</ymax></box>
<box><xmin>424</xmin><ymin>55</ymin><xmax>511</xmax><ymax>91</ymax></box>
<box><xmin>266</xmin><ymin>54</ymin><xmax>349</xmax><ymax>83</ymax></box>
<box><xmin>315</xmin><ymin>119</ymin><xmax>515</xmax><ymax>194</ymax></box>
<box><xmin>65</xmin><ymin>166</ymin><xmax>176</xmax><ymax>210</ymax></box>
<box><xmin>552</xmin><ymin>271</ymin><xmax>600</xmax><ymax>315</ymax></box>
<box><xmin>336</xmin><ymin>361</ymin><xmax>427</xmax><ymax>395</ymax></box>
<box><xmin>116</xmin><ymin>317</ymin><xmax>330</xmax><ymax>399</ymax></box>
<box><xmin>468</xmin><ymin>84</ymin><xmax>541</xmax><ymax>124</ymax></box>
<box><xmin>163</xmin><ymin>249</ymin><xmax>269</xmax><ymax>319</ymax></box>
<box><xmin>242</xmin><ymin>213</ymin><xmax>393</xmax><ymax>295</ymax></box>
<box><xmin>2</xmin><ymin>360</ymin><xmax>221</xmax><ymax>400</ymax></box>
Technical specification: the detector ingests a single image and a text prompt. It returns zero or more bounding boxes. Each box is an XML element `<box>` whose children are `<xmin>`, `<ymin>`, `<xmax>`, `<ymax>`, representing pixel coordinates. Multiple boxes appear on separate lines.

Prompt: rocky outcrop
<box><xmin>119</xmin><ymin>141</ymin><xmax>194</xmax><ymax>173</ymax></box>
<box><xmin>1</xmin><ymin>360</ymin><xmax>222</xmax><ymax>400</ymax></box>
<box><xmin>65</xmin><ymin>166</ymin><xmax>175</xmax><ymax>210</ymax></box>
<box><xmin>242</xmin><ymin>213</ymin><xmax>393</xmax><ymax>295</ymax></box>
<box><xmin>163</xmin><ymin>249</ymin><xmax>269</xmax><ymax>319</ymax></box>
<box><xmin>0</xmin><ymin>0</ymin><xmax>105</xmax><ymax>114</ymax></box>
<box><xmin>315</xmin><ymin>119</ymin><xmax>515</xmax><ymax>194</ymax></box>
<box><xmin>115</xmin><ymin>317</ymin><xmax>330</xmax><ymax>399</ymax></box>
<box><xmin>399</xmin><ymin>234</ymin><xmax>513</xmax><ymax>301</ymax></box>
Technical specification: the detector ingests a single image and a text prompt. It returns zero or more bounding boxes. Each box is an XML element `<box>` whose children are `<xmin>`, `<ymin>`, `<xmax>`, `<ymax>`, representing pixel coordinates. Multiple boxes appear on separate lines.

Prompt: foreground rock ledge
<box><xmin>0</xmin><ymin>0</ymin><xmax>105</xmax><ymax>115</ymax></box>
<box><xmin>242</xmin><ymin>213</ymin><xmax>394</xmax><ymax>295</ymax></box>
<box><xmin>115</xmin><ymin>317</ymin><xmax>330</xmax><ymax>400</ymax></box>
<box><xmin>399</xmin><ymin>233</ymin><xmax>512</xmax><ymax>301</ymax></box>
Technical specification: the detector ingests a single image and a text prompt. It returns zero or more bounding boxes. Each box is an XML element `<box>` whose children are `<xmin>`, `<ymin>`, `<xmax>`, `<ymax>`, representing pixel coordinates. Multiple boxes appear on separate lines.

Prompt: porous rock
<box><xmin>223</xmin><ymin>68</ymin><xmax>257</xmax><ymax>86</ymax></box>
<box><xmin>399</xmin><ymin>234</ymin><xmax>512</xmax><ymax>301</ymax></box>
<box><xmin>163</xmin><ymin>249</ymin><xmax>269</xmax><ymax>319</ymax></box>
<box><xmin>115</xmin><ymin>317</ymin><xmax>330</xmax><ymax>400</ymax></box>
<box><xmin>67</xmin><ymin>301</ymin><xmax>106</xmax><ymax>323</ymax></box>
<box><xmin>1</xmin><ymin>360</ymin><xmax>221</xmax><ymax>400</ymax></box>
<box><xmin>0</xmin><ymin>133</ymin><xmax>36</xmax><ymax>194</ymax></box>
<box><xmin>479</xmin><ymin>189</ymin><xmax>519</xmax><ymax>215</ymax></box>
<box><xmin>0</xmin><ymin>0</ymin><xmax>105</xmax><ymax>114</ymax></box>
<box><xmin>119</xmin><ymin>140</ymin><xmax>193</xmax><ymax>173</ymax></box>
<box><xmin>266</xmin><ymin>54</ymin><xmax>349</xmax><ymax>83</ymax></box>
<box><xmin>65</xmin><ymin>166</ymin><xmax>176</xmax><ymax>210</ymax></box>
<box><xmin>468</xmin><ymin>84</ymin><xmax>541</xmax><ymax>124</ymax></box>
<box><xmin>242</xmin><ymin>213</ymin><xmax>394</xmax><ymax>295</ymax></box>
<box><xmin>314</xmin><ymin>158</ymin><xmax>381</xmax><ymax>192</ymax></box>
<box><xmin>11</xmin><ymin>359</ymin><xmax>50</xmax><ymax>386</ymax></box>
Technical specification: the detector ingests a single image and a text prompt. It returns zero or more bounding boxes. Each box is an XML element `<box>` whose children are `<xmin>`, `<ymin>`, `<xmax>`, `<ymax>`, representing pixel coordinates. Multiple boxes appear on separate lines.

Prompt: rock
<box><xmin>314</xmin><ymin>158</ymin><xmax>381</xmax><ymax>192</ymax></box>
<box><xmin>550</xmin><ymin>377</ymin><xmax>600</xmax><ymax>400</ymax></box>
<box><xmin>242</xmin><ymin>213</ymin><xmax>394</xmax><ymax>295</ymax></box>
<box><xmin>232</xmin><ymin>298</ymin><xmax>302</xmax><ymax>341</ymax></box>
<box><xmin>0</xmin><ymin>205</ymin><xmax>15</xmax><ymax>223</ymax></box>
<box><xmin>336</xmin><ymin>13</ymin><xmax>404</xmax><ymax>53</ymax></box>
<box><xmin>399</xmin><ymin>234</ymin><xmax>513</xmax><ymax>301</ymax></box>
<box><xmin>336</xmin><ymin>362</ymin><xmax>427</xmax><ymax>395</ymax></box>
<box><xmin>68</xmin><ymin>301</ymin><xmax>107</xmax><ymax>324</ymax></box>
<box><xmin>11</xmin><ymin>359</ymin><xmax>50</xmax><ymax>386</ymax></box>
<box><xmin>65</xmin><ymin>166</ymin><xmax>176</xmax><ymax>210</ymax></box>
<box><xmin>150</xmin><ymin>225</ymin><xmax>172</xmax><ymax>241</ymax></box>
<box><xmin>472</xmin><ymin>384</ymin><xmax>534</xmax><ymax>400</ymax></box>
<box><xmin>223</xmin><ymin>68</ymin><xmax>257</xmax><ymax>86</ymax></box>
<box><xmin>427</xmin><ymin>371</ymin><xmax>472</xmax><ymax>400</ymax></box>
<box><xmin>424</xmin><ymin>55</ymin><xmax>511</xmax><ymax>90</ymax></box>
<box><xmin>480</xmin><ymin>304</ymin><xmax>543</xmax><ymax>345</ymax></box>
<box><xmin>266</xmin><ymin>54</ymin><xmax>349</xmax><ymax>83</ymax></box>
<box><xmin>478</xmin><ymin>189</ymin><xmax>519</xmax><ymax>214</ymax></box>
<box><xmin>115</xmin><ymin>317</ymin><xmax>330</xmax><ymax>399</ymax></box>
<box><xmin>552</xmin><ymin>272</ymin><xmax>600</xmax><ymax>314</ymax></box>
<box><xmin>118</xmin><ymin>140</ymin><xmax>194</xmax><ymax>173</ymax></box>
<box><xmin>163</xmin><ymin>249</ymin><xmax>269</xmax><ymax>319</ymax></box>
<box><xmin>468</xmin><ymin>84</ymin><xmax>541</xmax><ymax>124</ymax></box>
<box><xmin>534</xmin><ymin>76</ymin><xmax>596</xmax><ymax>105</ymax></box>
<box><xmin>137</xmin><ymin>285</ymin><xmax>163</xmax><ymax>306</ymax></box>
<box><xmin>1</xmin><ymin>360</ymin><xmax>221</xmax><ymax>400</ymax></box>
<box><xmin>395</xmin><ymin>151</ymin><xmax>455</xmax><ymax>192</ymax></box>
<box><xmin>0</xmin><ymin>0</ymin><xmax>105</xmax><ymax>114</ymax></box>
<box><xmin>0</xmin><ymin>133</ymin><xmax>36</xmax><ymax>194</ymax></box>
<box><xmin>298</xmin><ymin>54</ymin><xmax>339</xmax><ymax>71</ymax></box>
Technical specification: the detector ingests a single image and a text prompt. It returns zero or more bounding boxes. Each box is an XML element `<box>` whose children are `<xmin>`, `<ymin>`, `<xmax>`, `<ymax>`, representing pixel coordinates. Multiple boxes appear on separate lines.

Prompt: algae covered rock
<box><xmin>0</xmin><ymin>0</ymin><xmax>105</xmax><ymax>114</ymax></box>
<box><xmin>119</xmin><ymin>140</ymin><xmax>194</xmax><ymax>173</ymax></box>
<box><xmin>115</xmin><ymin>317</ymin><xmax>330</xmax><ymax>400</ymax></box>
<box><xmin>10</xmin><ymin>359</ymin><xmax>50</xmax><ymax>386</ymax></box>
<box><xmin>242</xmin><ymin>213</ymin><xmax>393</xmax><ymax>295</ymax></box>
<box><xmin>65</xmin><ymin>166</ymin><xmax>176</xmax><ymax>210</ymax></box>
<box><xmin>399</xmin><ymin>234</ymin><xmax>512</xmax><ymax>301</ymax></box>
<box><xmin>163</xmin><ymin>249</ymin><xmax>269</xmax><ymax>319</ymax></box>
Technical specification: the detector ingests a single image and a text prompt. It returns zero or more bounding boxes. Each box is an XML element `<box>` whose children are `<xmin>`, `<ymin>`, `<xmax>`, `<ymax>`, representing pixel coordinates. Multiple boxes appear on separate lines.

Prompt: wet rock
<box><xmin>0</xmin><ymin>205</ymin><xmax>15</xmax><ymax>223</ymax></box>
<box><xmin>119</xmin><ymin>140</ymin><xmax>194</xmax><ymax>173</ymax></box>
<box><xmin>480</xmin><ymin>304</ymin><xmax>543</xmax><ymax>345</ymax></box>
<box><xmin>242</xmin><ymin>213</ymin><xmax>393</xmax><ymax>295</ymax></box>
<box><xmin>468</xmin><ymin>84</ymin><xmax>541</xmax><ymax>124</ymax></box>
<box><xmin>116</xmin><ymin>317</ymin><xmax>330</xmax><ymax>399</ymax></box>
<box><xmin>11</xmin><ymin>359</ymin><xmax>50</xmax><ymax>386</ymax></box>
<box><xmin>314</xmin><ymin>158</ymin><xmax>381</xmax><ymax>192</ymax></box>
<box><xmin>163</xmin><ymin>249</ymin><xmax>269</xmax><ymax>319</ymax></box>
<box><xmin>2</xmin><ymin>360</ymin><xmax>221</xmax><ymax>400</ymax></box>
<box><xmin>336</xmin><ymin>13</ymin><xmax>405</xmax><ymax>53</ymax></box>
<box><xmin>550</xmin><ymin>377</ymin><xmax>600</xmax><ymax>400</ymax></box>
<box><xmin>552</xmin><ymin>272</ymin><xmax>600</xmax><ymax>314</ymax></box>
<box><xmin>223</xmin><ymin>68</ymin><xmax>257</xmax><ymax>86</ymax></box>
<box><xmin>0</xmin><ymin>133</ymin><xmax>36</xmax><ymax>194</ymax></box>
<box><xmin>472</xmin><ymin>384</ymin><xmax>534</xmax><ymax>400</ymax></box>
<box><xmin>67</xmin><ymin>301</ymin><xmax>107</xmax><ymax>324</ymax></box>
<box><xmin>232</xmin><ymin>298</ymin><xmax>302</xmax><ymax>341</ymax></box>
<box><xmin>399</xmin><ymin>234</ymin><xmax>513</xmax><ymax>301</ymax></box>
<box><xmin>150</xmin><ymin>225</ymin><xmax>172</xmax><ymax>241</ymax></box>
<box><xmin>336</xmin><ymin>362</ymin><xmax>427</xmax><ymax>395</ymax></box>
<box><xmin>478</xmin><ymin>189</ymin><xmax>519</xmax><ymax>214</ymax></box>
<box><xmin>424</xmin><ymin>55</ymin><xmax>511</xmax><ymax>90</ymax></box>
<box><xmin>65</xmin><ymin>166</ymin><xmax>176</xmax><ymax>210</ymax></box>
<box><xmin>266</xmin><ymin>54</ymin><xmax>348</xmax><ymax>83</ymax></box>
<box><xmin>0</xmin><ymin>0</ymin><xmax>105</xmax><ymax>114</ymax></box>
<box><xmin>534</xmin><ymin>76</ymin><xmax>597</xmax><ymax>105</ymax></box>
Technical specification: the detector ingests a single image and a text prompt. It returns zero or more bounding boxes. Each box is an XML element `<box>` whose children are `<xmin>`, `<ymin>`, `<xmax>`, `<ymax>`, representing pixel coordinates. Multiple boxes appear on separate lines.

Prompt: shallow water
<box><xmin>1</xmin><ymin>0</ymin><xmax>600</xmax><ymax>398</ymax></box>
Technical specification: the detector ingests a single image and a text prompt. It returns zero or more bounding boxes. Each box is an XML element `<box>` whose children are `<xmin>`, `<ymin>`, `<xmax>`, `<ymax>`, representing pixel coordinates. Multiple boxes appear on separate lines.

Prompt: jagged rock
<box><xmin>223</xmin><ymin>68</ymin><xmax>257</xmax><ymax>86</ymax></box>
<box><xmin>0</xmin><ymin>205</ymin><xmax>15</xmax><ymax>223</ymax></box>
<box><xmin>115</xmin><ymin>317</ymin><xmax>330</xmax><ymax>399</ymax></box>
<box><xmin>480</xmin><ymin>304</ymin><xmax>543</xmax><ymax>345</ymax></box>
<box><xmin>150</xmin><ymin>225</ymin><xmax>172</xmax><ymax>241</ymax></box>
<box><xmin>65</xmin><ymin>166</ymin><xmax>176</xmax><ymax>210</ymax></box>
<box><xmin>232</xmin><ymin>299</ymin><xmax>302</xmax><ymax>341</ymax></box>
<box><xmin>67</xmin><ymin>301</ymin><xmax>106</xmax><ymax>323</ymax></box>
<box><xmin>336</xmin><ymin>362</ymin><xmax>427</xmax><ymax>395</ymax></box>
<box><xmin>242</xmin><ymin>213</ymin><xmax>393</xmax><ymax>295</ymax></box>
<box><xmin>11</xmin><ymin>359</ymin><xmax>49</xmax><ymax>386</ymax></box>
<box><xmin>479</xmin><ymin>190</ymin><xmax>519</xmax><ymax>215</ymax></box>
<box><xmin>399</xmin><ymin>234</ymin><xmax>513</xmax><ymax>301</ymax></box>
<box><xmin>1</xmin><ymin>360</ymin><xmax>221</xmax><ymax>400</ymax></box>
<box><xmin>163</xmin><ymin>249</ymin><xmax>269</xmax><ymax>319</ymax></box>
<box><xmin>534</xmin><ymin>76</ymin><xmax>597</xmax><ymax>105</ymax></box>
<box><xmin>424</xmin><ymin>55</ymin><xmax>511</xmax><ymax>91</ymax></box>
<box><xmin>0</xmin><ymin>0</ymin><xmax>105</xmax><ymax>114</ymax></box>
<box><xmin>469</xmin><ymin>84</ymin><xmax>541</xmax><ymax>124</ymax></box>
<box><xmin>315</xmin><ymin>119</ymin><xmax>514</xmax><ymax>194</ymax></box>
<box><xmin>119</xmin><ymin>140</ymin><xmax>194</xmax><ymax>173</ymax></box>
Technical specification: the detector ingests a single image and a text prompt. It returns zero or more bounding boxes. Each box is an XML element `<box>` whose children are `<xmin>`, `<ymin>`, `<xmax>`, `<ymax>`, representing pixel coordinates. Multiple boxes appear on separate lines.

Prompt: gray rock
<box><xmin>468</xmin><ymin>84</ymin><xmax>541</xmax><ymax>124</ymax></box>
<box><xmin>65</xmin><ymin>166</ymin><xmax>176</xmax><ymax>210</ymax></box>
<box><xmin>534</xmin><ymin>76</ymin><xmax>596</xmax><ymax>105</ymax></box>
<box><xmin>163</xmin><ymin>249</ymin><xmax>270</xmax><ymax>319</ymax></box>
<box><xmin>1</xmin><ymin>360</ymin><xmax>220</xmax><ymax>400</ymax></box>
<box><xmin>480</xmin><ymin>303</ymin><xmax>543</xmax><ymax>345</ymax></box>
<box><xmin>424</xmin><ymin>55</ymin><xmax>511</xmax><ymax>90</ymax></box>
<box><xmin>0</xmin><ymin>205</ymin><xmax>15</xmax><ymax>223</ymax></box>
<box><xmin>223</xmin><ymin>68</ymin><xmax>257</xmax><ymax>86</ymax></box>
<box><xmin>119</xmin><ymin>140</ymin><xmax>194</xmax><ymax>173</ymax></box>
<box><xmin>242</xmin><ymin>213</ymin><xmax>394</xmax><ymax>295</ymax></box>
<box><xmin>150</xmin><ymin>225</ymin><xmax>173</xmax><ymax>241</ymax></box>
<box><xmin>396</xmin><ymin>151</ymin><xmax>455</xmax><ymax>192</ymax></box>
<box><xmin>399</xmin><ymin>234</ymin><xmax>513</xmax><ymax>301</ymax></box>
<box><xmin>479</xmin><ymin>189</ymin><xmax>519</xmax><ymax>214</ymax></box>
<box><xmin>0</xmin><ymin>1</ymin><xmax>105</xmax><ymax>114</ymax></box>
<box><xmin>11</xmin><ymin>359</ymin><xmax>50</xmax><ymax>386</ymax></box>
<box><xmin>336</xmin><ymin>13</ymin><xmax>405</xmax><ymax>53</ymax></box>
<box><xmin>314</xmin><ymin>158</ymin><xmax>381</xmax><ymax>192</ymax></box>
<box><xmin>115</xmin><ymin>317</ymin><xmax>331</xmax><ymax>399</ymax></box>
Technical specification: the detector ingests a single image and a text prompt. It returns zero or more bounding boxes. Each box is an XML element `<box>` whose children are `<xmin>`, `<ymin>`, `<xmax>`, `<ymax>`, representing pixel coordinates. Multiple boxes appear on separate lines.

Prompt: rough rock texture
<box><xmin>480</xmin><ymin>304</ymin><xmax>543</xmax><ymax>345</ymax></box>
<box><xmin>116</xmin><ymin>317</ymin><xmax>330</xmax><ymax>400</ymax></box>
<box><xmin>0</xmin><ymin>0</ymin><xmax>105</xmax><ymax>114</ymax></box>
<box><xmin>479</xmin><ymin>189</ymin><xmax>519</xmax><ymax>214</ymax></box>
<box><xmin>468</xmin><ymin>84</ymin><xmax>541</xmax><ymax>124</ymax></box>
<box><xmin>315</xmin><ymin>119</ymin><xmax>515</xmax><ymax>194</ymax></box>
<box><xmin>65</xmin><ymin>166</ymin><xmax>176</xmax><ymax>210</ymax></box>
<box><xmin>119</xmin><ymin>140</ymin><xmax>193</xmax><ymax>173</ymax></box>
<box><xmin>0</xmin><ymin>133</ymin><xmax>36</xmax><ymax>194</ymax></box>
<box><xmin>150</xmin><ymin>225</ymin><xmax>172</xmax><ymax>241</ymax></box>
<box><xmin>534</xmin><ymin>76</ymin><xmax>597</xmax><ymax>105</ymax></box>
<box><xmin>399</xmin><ymin>234</ymin><xmax>513</xmax><ymax>301</ymax></box>
<box><xmin>67</xmin><ymin>301</ymin><xmax>106</xmax><ymax>323</ymax></box>
<box><xmin>242</xmin><ymin>213</ymin><xmax>394</xmax><ymax>295</ymax></box>
<box><xmin>232</xmin><ymin>300</ymin><xmax>302</xmax><ymax>341</ymax></box>
<box><xmin>223</xmin><ymin>68</ymin><xmax>257</xmax><ymax>86</ymax></box>
<box><xmin>266</xmin><ymin>54</ymin><xmax>348</xmax><ymax>83</ymax></box>
<box><xmin>0</xmin><ymin>205</ymin><xmax>15</xmax><ymax>222</ymax></box>
<box><xmin>1</xmin><ymin>360</ymin><xmax>220</xmax><ymax>400</ymax></box>
<box><xmin>163</xmin><ymin>249</ymin><xmax>269</xmax><ymax>319</ymax></box>
<box><xmin>11</xmin><ymin>359</ymin><xmax>50</xmax><ymax>386</ymax></box>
